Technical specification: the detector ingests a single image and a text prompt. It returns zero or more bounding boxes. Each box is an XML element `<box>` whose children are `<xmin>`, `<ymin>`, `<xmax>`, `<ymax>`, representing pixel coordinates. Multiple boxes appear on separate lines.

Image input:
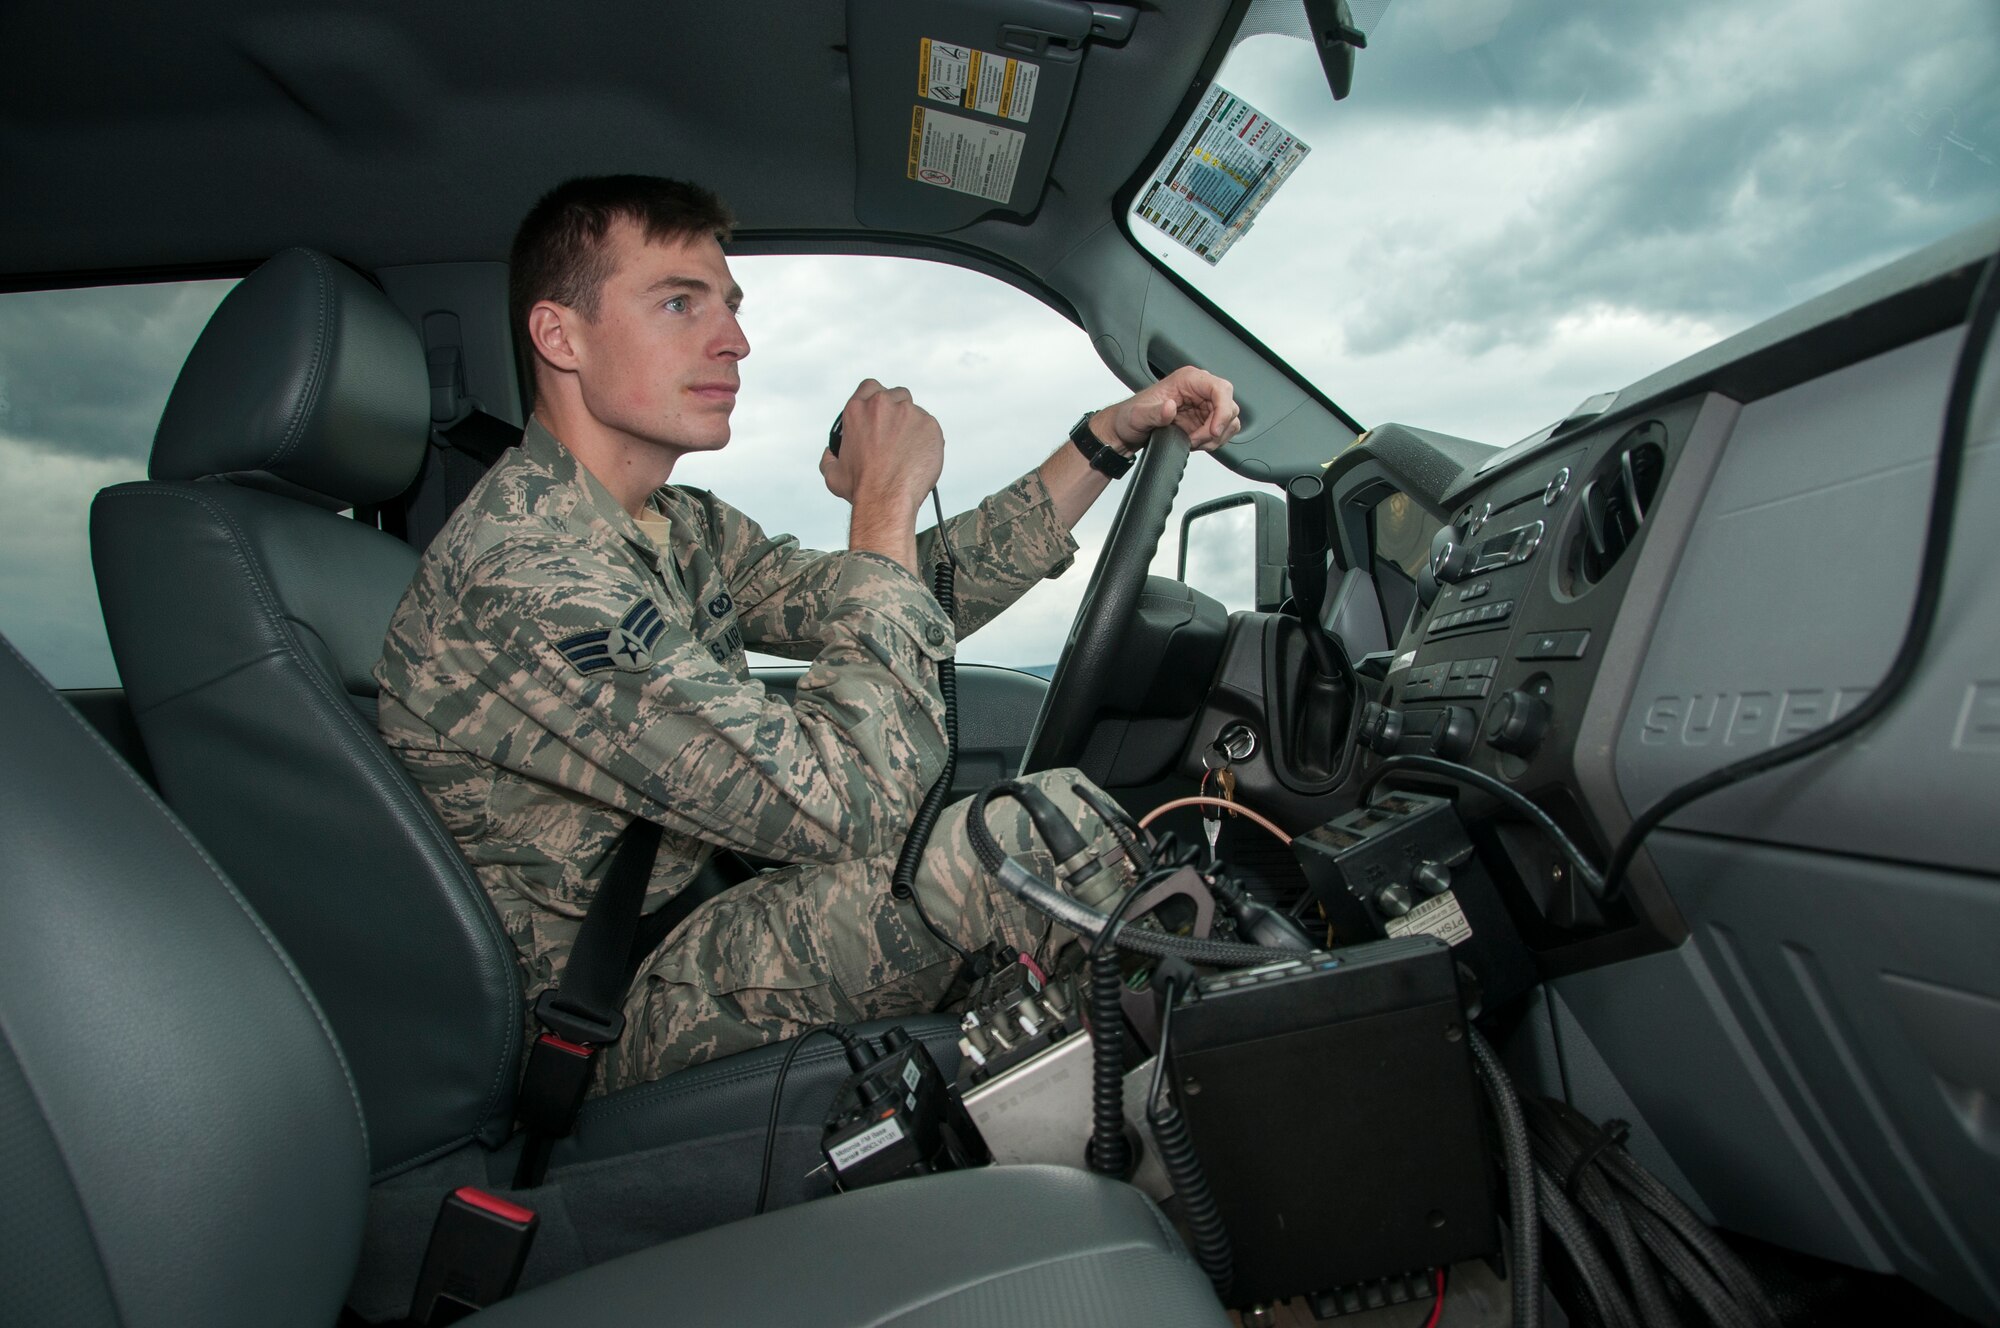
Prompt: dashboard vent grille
<box><xmin>1572</xmin><ymin>421</ymin><xmax>1667</xmax><ymax>587</ymax></box>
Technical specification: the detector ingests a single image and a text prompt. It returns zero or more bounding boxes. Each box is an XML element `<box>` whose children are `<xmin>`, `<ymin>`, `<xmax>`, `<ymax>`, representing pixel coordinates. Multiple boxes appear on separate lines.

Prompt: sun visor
<box><xmin>846</xmin><ymin>0</ymin><xmax>1126</xmax><ymax>232</ymax></box>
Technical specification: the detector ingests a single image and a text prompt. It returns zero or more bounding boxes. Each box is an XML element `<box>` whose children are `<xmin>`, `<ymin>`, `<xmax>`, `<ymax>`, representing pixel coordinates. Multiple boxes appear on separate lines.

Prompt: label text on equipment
<box><xmin>828</xmin><ymin>1115</ymin><xmax>906</xmax><ymax>1172</ymax></box>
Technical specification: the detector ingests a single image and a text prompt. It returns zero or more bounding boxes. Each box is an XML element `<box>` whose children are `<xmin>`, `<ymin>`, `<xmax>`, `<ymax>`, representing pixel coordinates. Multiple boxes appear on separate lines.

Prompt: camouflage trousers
<box><xmin>594</xmin><ymin>767</ymin><xmax>1133</xmax><ymax>1093</ymax></box>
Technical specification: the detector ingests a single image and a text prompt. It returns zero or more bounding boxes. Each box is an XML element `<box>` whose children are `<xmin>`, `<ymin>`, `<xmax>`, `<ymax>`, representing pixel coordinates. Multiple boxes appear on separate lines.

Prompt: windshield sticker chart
<box><xmin>1134</xmin><ymin>85</ymin><xmax>1310</xmax><ymax>265</ymax></box>
<box><xmin>907</xmin><ymin>106</ymin><xmax>1025</xmax><ymax>204</ymax></box>
<box><xmin>918</xmin><ymin>37</ymin><xmax>1039</xmax><ymax>123</ymax></box>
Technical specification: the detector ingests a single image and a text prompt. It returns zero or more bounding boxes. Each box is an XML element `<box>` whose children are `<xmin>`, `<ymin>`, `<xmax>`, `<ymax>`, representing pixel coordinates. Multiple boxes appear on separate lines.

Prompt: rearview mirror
<box><xmin>1304</xmin><ymin>0</ymin><xmax>1368</xmax><ymax>100</ymax></box>
<box><xmin>1178</xmin><ymin>491</ymin><xmax>1289</xmax><ymax>612</ymax></box>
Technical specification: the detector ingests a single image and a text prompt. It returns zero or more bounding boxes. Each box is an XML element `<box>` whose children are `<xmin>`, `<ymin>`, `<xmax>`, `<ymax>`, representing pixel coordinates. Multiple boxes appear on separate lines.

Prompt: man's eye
<box><xmin>664</xmin><ymin>295</ymin><xmax>690</xmax><ymax>313</ymax></box>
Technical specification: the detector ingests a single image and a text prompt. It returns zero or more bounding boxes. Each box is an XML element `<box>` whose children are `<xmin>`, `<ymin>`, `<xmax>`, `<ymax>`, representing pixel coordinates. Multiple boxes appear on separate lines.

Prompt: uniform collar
<box><xmin>521</xmin><ymin>417</ymin><xmax>667</xmax><ymax>574</ymax></box>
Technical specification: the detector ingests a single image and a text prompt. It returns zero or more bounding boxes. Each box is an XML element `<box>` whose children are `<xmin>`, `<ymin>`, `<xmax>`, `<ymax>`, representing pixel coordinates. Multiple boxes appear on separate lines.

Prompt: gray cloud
<box><xmin>0</xmin><ymin>279</ymin><xmax>233</xmax><ymax>463</ymax></box>
<box><xmin>1153</xmin><ymin>0</ymin><xmax>2000</xmax><ymax>439</ymax></box>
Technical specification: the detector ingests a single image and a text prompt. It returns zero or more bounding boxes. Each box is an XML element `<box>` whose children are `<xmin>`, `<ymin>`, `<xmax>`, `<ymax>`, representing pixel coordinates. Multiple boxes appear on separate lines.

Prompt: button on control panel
<box><xmin>1428</xmin><ymin>599</ymin><xmax>1514</xmax><ymax>636</ymax></box>
<box><xmin>1402</xmin><ymin>657</ymin><xmax>1497</xmax><ymax>701</ymax></box>
<box><xmin>1517</xmin><ymin>629</ymin><xmax>1590</xmax><ymax>660</ymax></box>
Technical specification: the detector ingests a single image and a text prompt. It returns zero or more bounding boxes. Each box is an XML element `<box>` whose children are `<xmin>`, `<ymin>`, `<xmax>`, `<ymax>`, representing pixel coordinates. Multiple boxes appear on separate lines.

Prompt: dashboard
<box><xmin>1338</xmin><ymin>396</ymin><xmax>1715</xmax><ymax>967</ymax></box>
<box><xmin>1139</xmin><ymin>220</ymin><xmax>2000</xmax><ymax>1322</ymax></box>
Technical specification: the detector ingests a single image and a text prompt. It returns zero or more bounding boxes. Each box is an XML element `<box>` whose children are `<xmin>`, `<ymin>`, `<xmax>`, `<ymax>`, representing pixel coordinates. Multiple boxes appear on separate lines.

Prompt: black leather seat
<box><xmin>86</xmin><ymin>249</ymin><xmax>961</xmax><ymax>1307</ymax></box>
<box><xmin>0</xmin><ymin>632</ymin><xmax>1230</xmax><ymax>1327</ymax></box>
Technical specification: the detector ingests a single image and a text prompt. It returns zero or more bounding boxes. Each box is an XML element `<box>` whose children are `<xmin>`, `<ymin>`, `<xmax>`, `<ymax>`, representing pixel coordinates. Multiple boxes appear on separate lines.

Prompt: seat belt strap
<box><xmin>386</xmin><ymin>407</ymin><xmax>522</xmax><ymax>548</ymax></box>
<box><xmin>624</xmin><ymin>848</ymin><xmax>756</xmax><ymax>971</ymax></box>
<box><xmin>435</xmin><ymin>408</ymin><xmax>520</xmax><ymax>467</ymax></box>
<box><xmin>513</xmin><ymin>815</ymin><xmax>664</xmax><ymax>1188</ymax></box>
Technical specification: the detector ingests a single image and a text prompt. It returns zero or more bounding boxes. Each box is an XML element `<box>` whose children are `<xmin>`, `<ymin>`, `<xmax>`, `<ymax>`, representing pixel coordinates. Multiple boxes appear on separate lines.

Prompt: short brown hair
<box><xmin>509</xmin><ymin>175</ymin><xmax>734</xmax><ymax>404</ymax></box>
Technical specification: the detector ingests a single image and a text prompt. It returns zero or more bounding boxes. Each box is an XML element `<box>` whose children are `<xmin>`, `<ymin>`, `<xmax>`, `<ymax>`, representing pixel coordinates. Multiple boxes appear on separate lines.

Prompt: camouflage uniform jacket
<box><xmin>375</xmin><ymin>418</ymin><xmax>1077</xmax><ymax>1001</ymax></box>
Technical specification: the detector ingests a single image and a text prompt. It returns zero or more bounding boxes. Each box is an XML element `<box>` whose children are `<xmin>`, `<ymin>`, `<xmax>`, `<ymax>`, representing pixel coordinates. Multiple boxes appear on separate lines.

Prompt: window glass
<box><xmin>1128</xmin><ymin>0</ymin><xmax>2000</xmax><ymax>445</ymax></box>
<box><xmin>1371</xmin><ymin>490</ymin><xmax>1442</xmax><ymax>641</ymax></box>
<box><xmin>1179</xmin><ymin>500</ymin><xmax>1261</xmax><ymax>613</ymax></box>
<box><xmin>0</xmin><ymin>279</ymin><xmax>237</xmax><ymax>687</ymax></box>
<box><xmin>686</xmin><ymin>253</ymin><xmax>1263</xmax><ymax>675</ymax></box>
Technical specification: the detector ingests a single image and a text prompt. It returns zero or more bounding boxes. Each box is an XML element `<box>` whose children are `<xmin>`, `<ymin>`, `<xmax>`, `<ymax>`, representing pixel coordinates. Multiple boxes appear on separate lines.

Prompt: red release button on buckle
<box><xmin>453</xmin><ymin>1186</ymin><xmax>536</xmax><ymax>1226</ymax></box>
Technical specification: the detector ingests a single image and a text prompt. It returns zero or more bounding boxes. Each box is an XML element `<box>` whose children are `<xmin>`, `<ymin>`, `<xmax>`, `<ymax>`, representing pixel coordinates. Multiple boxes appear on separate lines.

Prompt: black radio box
<box><xmin>1168</xmin><ymin>936</ymin><xmax>1496</xmax><ymax>1306</ymax></box>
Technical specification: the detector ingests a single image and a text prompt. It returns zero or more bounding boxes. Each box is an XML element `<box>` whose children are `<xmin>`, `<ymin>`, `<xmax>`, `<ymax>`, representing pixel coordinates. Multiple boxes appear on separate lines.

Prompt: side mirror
<box><xmin>1177</xmin><ymin>491</ymin><xmax>1289</xmax><ymax>612</ymax></box>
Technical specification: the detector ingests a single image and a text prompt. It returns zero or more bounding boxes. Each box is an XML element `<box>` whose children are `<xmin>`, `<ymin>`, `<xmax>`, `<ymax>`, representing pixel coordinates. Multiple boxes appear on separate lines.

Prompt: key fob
<box><xmin>828</xmin><ymin>411</ymin><xmax>844</xmax><ymax>457</ymax></box>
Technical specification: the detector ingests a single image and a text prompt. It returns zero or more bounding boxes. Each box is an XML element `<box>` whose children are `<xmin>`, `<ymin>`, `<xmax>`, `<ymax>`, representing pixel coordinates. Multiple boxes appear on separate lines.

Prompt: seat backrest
<box><xmin>90</xmin><ymin>249</ymin><xmax>522</xmax><ymax>1178</ymax></box>
<box><xmin>0</xmin><ymin>633</ymin><xmax>369</xmax><ymax>1328</ymax></box>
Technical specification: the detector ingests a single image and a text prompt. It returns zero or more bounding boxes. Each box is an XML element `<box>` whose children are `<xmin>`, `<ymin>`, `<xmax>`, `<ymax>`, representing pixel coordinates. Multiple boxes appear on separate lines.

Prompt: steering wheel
<box><xmin>1019</xmin><ymin>425</ymin><xmax>1192</xmax><ymax>777</ymax></box>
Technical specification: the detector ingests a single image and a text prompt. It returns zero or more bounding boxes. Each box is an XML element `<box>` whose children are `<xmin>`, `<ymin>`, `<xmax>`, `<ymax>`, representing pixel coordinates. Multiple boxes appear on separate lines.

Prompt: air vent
<box><xmin>1570</xmin><ymin>421</ymin><xmax>1666</xmax><ymax>588</ymax></box>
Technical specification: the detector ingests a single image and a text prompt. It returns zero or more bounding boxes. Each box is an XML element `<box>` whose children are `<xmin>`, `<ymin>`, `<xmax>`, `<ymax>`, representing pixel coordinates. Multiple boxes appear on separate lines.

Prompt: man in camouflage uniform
<box><xmin>376</xmin><ymin>176</ymin><xmax>1241</xmax><ymax>1091</ymax></box>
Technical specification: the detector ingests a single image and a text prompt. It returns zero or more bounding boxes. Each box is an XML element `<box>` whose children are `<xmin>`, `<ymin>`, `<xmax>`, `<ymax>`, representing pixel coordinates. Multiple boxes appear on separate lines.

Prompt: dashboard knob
<box><xmin>1429</xmin><ymin>528</ymin><xmax>1475</xmax><ymax>584</ymax></box>
<box><xmin>1375</xmin><ymin>882</ymin><xmax>1415</xmax><ymax>918</ymax></box>
<box><xmin>1359</xmin><ymin>701</ymin><xmax>1403</xmax><ymax>755</ymax></box>
<box><xmin>1413</xmin><ymin>862</ymin><xmax>1453</xmax><ymax>896</ymax></box>
<box><xmin>1484</xmin><ymin>689</ymin><xmax>1552</xmax><ymax>756</ymax></box>
<box><xmin>1430</xmin><ymin>706</ymin><xmax>1479</xmax><ymax>761</ymax></box>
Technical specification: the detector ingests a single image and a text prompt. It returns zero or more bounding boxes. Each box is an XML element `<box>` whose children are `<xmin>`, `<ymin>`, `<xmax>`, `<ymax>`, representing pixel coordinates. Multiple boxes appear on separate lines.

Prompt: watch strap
<box><xmin>1068</xmin><ymin>412</ymin><xmax>1134</xmax><ymax>479</ymax></box>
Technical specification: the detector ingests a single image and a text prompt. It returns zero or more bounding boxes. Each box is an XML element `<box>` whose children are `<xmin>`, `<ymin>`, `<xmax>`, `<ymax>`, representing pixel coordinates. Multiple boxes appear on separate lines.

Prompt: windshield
<box><xmin>1128</xmin><ymin>0</ymin><xmax>2000</xmax><ymax>445</ymax></box>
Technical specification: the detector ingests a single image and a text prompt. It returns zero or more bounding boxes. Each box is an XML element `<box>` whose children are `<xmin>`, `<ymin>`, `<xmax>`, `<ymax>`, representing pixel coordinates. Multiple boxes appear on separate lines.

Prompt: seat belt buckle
<box><xmin>531</xmin><ymin>986</ymin><xmax>626</xmax><ymax>1047</ymax></box>
<box><xmin>408</xmin><ymin>1186</ymin><xmax>539</xmax><ymax>1326</ymax></box>
<box><xmin>516</xmin><ymin>1029</ymin><xmax>599</xmax><ymax>1139</ymax></box>
<box><xmin>518</xmin><ymin>989</ymin><xmax>627</xmax><ymax>1137</ymax></box>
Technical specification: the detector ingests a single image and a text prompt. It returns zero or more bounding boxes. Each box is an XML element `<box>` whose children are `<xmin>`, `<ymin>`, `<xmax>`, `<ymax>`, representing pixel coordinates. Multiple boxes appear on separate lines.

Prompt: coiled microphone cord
<box><xmin>890</xmin><ymin>489</ymin><xmax>970</xmax><ymax>967</ymax></box>
<box><xmin>825</xmin><ymin>411</ymin><xmax>968</xmax><ymax>966</ymax></box>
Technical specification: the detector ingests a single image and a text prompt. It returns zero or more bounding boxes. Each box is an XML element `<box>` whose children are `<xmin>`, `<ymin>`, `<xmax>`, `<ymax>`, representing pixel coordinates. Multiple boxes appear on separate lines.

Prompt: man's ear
<box><xmin>526</xmin><ymin>300</ymin><xmax>583</xmax><ymax>374</ymax></box>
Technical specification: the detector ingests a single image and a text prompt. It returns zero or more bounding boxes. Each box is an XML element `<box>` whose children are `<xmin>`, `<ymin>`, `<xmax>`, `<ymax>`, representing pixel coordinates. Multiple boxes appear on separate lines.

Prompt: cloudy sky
<box><xmin>1148</xmin><ymin>0</ymin><xmax>2000</xmax><ymax>444</ymax></box>
<box><xmin>3</xmin><ymin>0</ymin><xmax>1996</xmax><ymax>688</ymax></box>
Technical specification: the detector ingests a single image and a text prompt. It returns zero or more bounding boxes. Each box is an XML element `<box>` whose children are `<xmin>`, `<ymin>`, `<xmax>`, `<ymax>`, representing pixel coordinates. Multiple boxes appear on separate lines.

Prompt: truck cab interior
<box><xmin>3</xmin><ymin>1</ymin><xmax>1997</xmax><ymax>1326</ymax></box>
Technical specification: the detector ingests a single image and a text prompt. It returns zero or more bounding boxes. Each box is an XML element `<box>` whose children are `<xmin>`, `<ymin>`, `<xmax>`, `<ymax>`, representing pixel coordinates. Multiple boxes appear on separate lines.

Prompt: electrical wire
<box><xmin>969</xmin><ymin>781</ymin><xmax>1308</xmax><ymax>966</ymax></box>
<box><xmin>1521</xmin><ymin>1097</ymin><xmax>1779</xmax><ymax>1328</ymax></box>
<box><xmin>1359</xmin><ymin>755</ymin><xmax>1604</xmax><ymax>896</ymax></box>
<box><xmin>1138</xmin><ymin>795</ymin><xmax>1294</xmax><ymax>845</ymax></box>
<box><xmin>1085</xmin><ymin>872</ymin><xmax>1155</xmax><ymax>1177</ymax></box>
<box><xmin>1533</xmin><ymin>1158</ymin><xmax>1642</xmax><ymax>1328</ymax></box>
<box><xmin>1421</xmin><ymin>1267</ymin><xmax>1448</xmax><ymax>1328</ymax></box>
<box><xmin>1073</xmin><ymin>779</ymin><xmax>1156</xmax><ymax>874</ymax></box>
<box><xmin>1470</xmin><ymin>1028</ymin><xmax>1542</xmax><ymax>1328</ymax></box>
<box><xmin>1144</xmin><ymin>979</ymin><xmax>1234</xmax><ymax>1298</ymax></box>
<box><xmin>1600</xmin><ymin>246</ymin><xmax>1999</xmax><ymax>902</ymax></box>
<box><xmin>1085</xmin><ymin>940</ymin><xmax>1131</xmax><ymax>1177</ymax></box>
<box><xmin>754</xmin><ymin>1022</ymin><xmax>868</xmax><ymax>1215</ymax></box>
<box><xmin>889</xmin><ymin>488</ymin><xmax>969</xmax><ymax>966</ymax></box>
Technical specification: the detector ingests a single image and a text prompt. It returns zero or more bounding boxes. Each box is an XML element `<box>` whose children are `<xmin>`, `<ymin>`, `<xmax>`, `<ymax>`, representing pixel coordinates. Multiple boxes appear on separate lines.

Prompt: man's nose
<box><xmin>715</xmin><ymin>309</ymin><xmax>750</xmax><ymax>361</ymax></box>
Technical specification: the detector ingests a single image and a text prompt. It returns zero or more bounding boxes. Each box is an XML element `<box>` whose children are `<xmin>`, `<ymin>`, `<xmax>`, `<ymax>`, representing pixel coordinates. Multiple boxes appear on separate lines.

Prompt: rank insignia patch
<box><xmin>557</xmin><ymin>599</ymin><xmax>665</xmax><ymax>674</ymax></box>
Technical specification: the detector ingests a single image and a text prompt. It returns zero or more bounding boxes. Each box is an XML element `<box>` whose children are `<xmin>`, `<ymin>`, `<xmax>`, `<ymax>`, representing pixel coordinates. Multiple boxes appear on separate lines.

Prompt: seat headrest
<box><xmin>150</xmin><ymin>248</ymin><xmax>429</xmax><ymax>509</ymax></box>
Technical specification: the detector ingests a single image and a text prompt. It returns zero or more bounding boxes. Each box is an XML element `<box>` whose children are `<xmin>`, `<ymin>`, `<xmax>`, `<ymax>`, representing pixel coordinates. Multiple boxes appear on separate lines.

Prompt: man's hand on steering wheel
<box><xmin>1088</xmin><ymin>365</ymin><xmax>1243</xmax><ymax>456</ymax></box>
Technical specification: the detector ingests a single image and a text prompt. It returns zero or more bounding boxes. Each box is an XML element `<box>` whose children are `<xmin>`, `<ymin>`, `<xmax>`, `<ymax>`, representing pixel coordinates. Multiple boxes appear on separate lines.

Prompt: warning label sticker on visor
<box><xmin>907</xmin><ymin>106</ymin><xmax>1025</xmax><ymax>204</ymax></box>
<box><xmin>919</xmin><ymin>37</ymin><xmax>1039</xmax><ymax>122</ymax></box>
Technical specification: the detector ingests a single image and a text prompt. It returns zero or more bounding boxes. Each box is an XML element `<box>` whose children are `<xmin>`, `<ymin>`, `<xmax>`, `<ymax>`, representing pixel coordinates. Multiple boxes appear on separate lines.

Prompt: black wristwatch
<box><xmin>1068</xmin><ymin>411</ymin><xmax>1134</xmax><ymax>479</ymax></box>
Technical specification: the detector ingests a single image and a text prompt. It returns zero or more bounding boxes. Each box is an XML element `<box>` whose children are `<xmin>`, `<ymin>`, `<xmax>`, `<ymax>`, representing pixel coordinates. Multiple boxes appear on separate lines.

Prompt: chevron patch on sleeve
<box><xmin>556</xmin><ymin>598</ymin><xmax>665</xmax><ymax>674</ymax></box>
